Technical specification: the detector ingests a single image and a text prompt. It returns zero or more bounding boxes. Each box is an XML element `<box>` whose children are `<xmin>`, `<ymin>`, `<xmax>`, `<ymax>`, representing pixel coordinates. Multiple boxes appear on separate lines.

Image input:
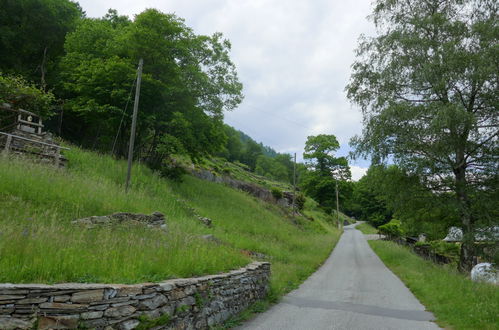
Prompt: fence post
<box><xmin>2</xmin><ymin>134</ymin><xmax>12</xmax><ymax>156</ymax></box>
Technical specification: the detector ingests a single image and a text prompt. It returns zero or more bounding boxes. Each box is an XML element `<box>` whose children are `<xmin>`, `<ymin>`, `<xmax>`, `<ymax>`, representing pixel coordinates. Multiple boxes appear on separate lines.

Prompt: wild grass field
<box><xmin>0</xmin><ymin>148</ymin><xmax>340</xmax><ymax>300</ymax></box>
<box><xmin>370</xmin><ymin>240</ymin><xmax>499</xmax><ymax>330</ymax></box>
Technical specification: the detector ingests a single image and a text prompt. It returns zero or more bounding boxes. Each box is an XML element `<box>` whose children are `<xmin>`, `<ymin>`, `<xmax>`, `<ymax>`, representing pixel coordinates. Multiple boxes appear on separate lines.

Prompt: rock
<box><xmin>443</xmin><ymin>226</ymin><xmax>499</xmax><ymax>242</ymax></box>
<box><xmin>201</xmin><ymin>234</ymin><xmax>222</xmax><ymax>244</ymax></box>
<box><xmin>443</xmin><ymin>227</ymin><xmax>463</xmax><ymax>242</ymax></box>
<box><xmin>53</xmin><ymin>295</ymin><xmax>71</xmax><ymax>302</ymax></box>
<box><xmin>71</xmin><ymin>289</ymin><xmax>104</xmax><ymax>303</ymax></box>
<box><xmin>471</xmin><ymin>263</ymin><xmax>498</xmax><ymax>285</ymax></box>
<box><xmin>0</xmin><ymin>317</ymin><xmax>32</xmax><ymax>330</ymax></box>
<box><xmin>104</xmin><ymin>288</ymin><xmax>118</xmax><ymax>300</ymax></box>
<box><xmin>277</xmin><ymin>198</ymin><xmax>288</xmax><ymax>207</ymax></box>
<box><xmin>117</xmin><ymin>286</ymin><xmax>143</xmax><ymax>297</ymax></box>
<box><xmin>104</xmin><ymin>305</ymin><xmax>136</xmax><ymax>318</ymax></box>
<box><xmin>17</xmin><ymin>297</ymin><xmax>47</xmax><ymax>304</ymax></box>
<box><xmin>81</xmin><ymin>311</ymin><xmax>104</xmax><ymax>319</ymax></box>
<box><xmin>38</xmin><ymin>315</ymin><xmax>79</xmax><ymax>329</ymax></box>
<box><xmin>0</xmin><ymin>295</ymin><xmax>25</xmax><ymax>301</ymax></box>
<box><xmin>137</xmin><ymin>294</ymin><xmax>167</xmax><ymax>310</ymax></box>
<box><xmin>72</xmin><ymin>212</ymin><xmax>167</xmax><ymax>231</ymax></box>
<box><xmin>40</xmin><ymin>302</ymin><xmax>87</xmax><ymax>310</ymax></box>
<box><xmin>119</xmin><ymin>319</ymin><xmax>140</xmax><ymax>330</ymax></box>
<box><xmin>197</xmin><ymin>216</ymin><xmax>212</xmax><ymax>227</ymax></box>
<box><xmin>475</xmin><ymin>226</ymin><xmax>499</xmax><ymax>242</ymax></box>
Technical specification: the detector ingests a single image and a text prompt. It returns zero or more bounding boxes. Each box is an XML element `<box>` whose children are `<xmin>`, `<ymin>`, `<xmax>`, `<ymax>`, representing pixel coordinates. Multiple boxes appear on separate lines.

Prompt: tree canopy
<box><xmin>301</xmin><ymin>134</ymin><xmax>351</xmax><ymax>212</ymax></box>
<box><xmin>0</xmin><ymin>0</ymin><xmax>83</xmax><ymax>89</ymax></box>
<box><xmin>347</xmin><ymin>0</ymin><xmax>498</xmax><ymax>271</ymax></box>
<box><xmin>57</xmin><ymin>9</ymin><xmax>243</xmax><ymax>166</ymax></box>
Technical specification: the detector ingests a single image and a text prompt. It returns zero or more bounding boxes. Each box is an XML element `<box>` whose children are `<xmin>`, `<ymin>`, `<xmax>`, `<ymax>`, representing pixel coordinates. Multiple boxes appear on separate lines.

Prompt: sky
<box><xmin>77</xmin><ymin>0</ymin><xmax>375</xmax><ymax>180</ymax></box>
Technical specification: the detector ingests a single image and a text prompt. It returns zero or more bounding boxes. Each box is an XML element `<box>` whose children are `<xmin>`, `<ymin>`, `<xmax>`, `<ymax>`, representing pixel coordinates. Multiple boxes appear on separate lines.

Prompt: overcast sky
<box><xmin>77</xmin><ymin>0</ymin><xmax>375</xmax><ymax>180</ymax></box>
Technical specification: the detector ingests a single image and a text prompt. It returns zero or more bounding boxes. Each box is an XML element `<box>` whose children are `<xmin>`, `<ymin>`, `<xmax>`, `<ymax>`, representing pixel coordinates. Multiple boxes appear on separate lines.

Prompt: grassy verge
<box><xmin>356</xmin><ymin>222</ymin><xmax>378</xmax><ymax>234</ymax></box>
<box><xmin>369</xmin><ymin>240</ymin><xmax>499</xmax><ymax>330</ymax></box>
<box><xmin>0</xmin><ymin>147</ymin><xmax>340</xmax><ymax>302</ymax></box>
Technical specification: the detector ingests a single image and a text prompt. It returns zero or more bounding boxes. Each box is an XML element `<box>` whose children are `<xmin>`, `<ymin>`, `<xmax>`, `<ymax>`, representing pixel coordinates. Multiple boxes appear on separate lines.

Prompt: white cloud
<box><xmin>77</xmin><ymin>0</ymin><xmax>375</xmax><ymax>167</ymax></box>
<box><xmin>350</xmin><ymin>165</ymin><xmax>368</xmax><ymax>181</ymax></box>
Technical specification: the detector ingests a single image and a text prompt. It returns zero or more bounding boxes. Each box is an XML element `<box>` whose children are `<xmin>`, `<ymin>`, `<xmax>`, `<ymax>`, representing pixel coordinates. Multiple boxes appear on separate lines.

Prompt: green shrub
<box><xmin>295</xmin><ymin>193</ymin><xmax>306</xmax><ymax>211</ymax></box>
<box><xmin>370</xmin><ymin>214</ymin><xmax>390</xmax><ymax>228</ymax></box>
<box><xmin>271</xmin><ymin>187</ymin><xmax>283</xmax><ymax>200</ymax></box>
<box><xmin>429</xmin><ymin>241</ymin><xmax>460</xmax><ymax>258</ymax></box>
<box><xmin>0</xmin><ymin>73</ymin><xmax>55</xmax><ymax>117</ymax></box>
<box><xmin>378</xmin><ymin>219</ymin><xmax>404</xmax><ymax>238</ymax></box>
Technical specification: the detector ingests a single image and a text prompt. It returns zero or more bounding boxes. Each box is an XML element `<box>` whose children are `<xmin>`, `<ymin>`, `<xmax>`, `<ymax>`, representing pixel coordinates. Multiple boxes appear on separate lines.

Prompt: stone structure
<box><xmin>0</xmin><ymin>262</ymin><xmax>270</xmax><ymax>329</ymax></box>
<box><xmin>72</xmin><ymin>212</ymin><xmax>167</xmax><ymax>231</ymax></box>
<box><xmin>190</xmin><ymin>169</ymin><xmax>296</xmax><ymax>209</ymax></box>
<box><xmin>471</xmin><ymin>263</ymin><xmax>498</xmax><ymax>285</ymax></box>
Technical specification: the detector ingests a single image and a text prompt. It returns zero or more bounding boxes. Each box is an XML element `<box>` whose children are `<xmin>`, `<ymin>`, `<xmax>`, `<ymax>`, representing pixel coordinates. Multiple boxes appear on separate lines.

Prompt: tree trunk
<box><xmin>454</xmin><ymin>163</ymin><xmax>475</xmax><ymax>273</ymax></box>
<box><xmin>40</xmin><ymin>47</ymin><xmax>48</xmax><ymax>91</ymax></box>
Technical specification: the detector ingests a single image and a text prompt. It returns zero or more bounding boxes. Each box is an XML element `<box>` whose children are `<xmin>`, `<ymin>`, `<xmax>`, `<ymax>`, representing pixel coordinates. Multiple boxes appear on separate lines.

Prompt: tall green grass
<box><xmin>370</xmin><ymin>240</ymin><xmax>499</xmax><ymax>330</ymax></box>
<box><xmin>0</xmin><ymin>148</ymin><xmax>340</xmax><ymax>297</ymax></box>
<box><xmin>356</xmin><ymin>222</ymin><xmax>378</xmax><ymax>235</ymax></box>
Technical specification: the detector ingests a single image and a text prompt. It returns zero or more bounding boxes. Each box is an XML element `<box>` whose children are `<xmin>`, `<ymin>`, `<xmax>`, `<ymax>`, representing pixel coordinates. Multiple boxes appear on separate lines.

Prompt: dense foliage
<box><xmin>300</xmin><ymin>134</ymin><xmax>352</xmax><ymax>213</ymax></box>
<box><xmin>58</xmin><ymin>9</ymin><xmax>243</xmax><ymax>167</ymax></box>
<box><xmin>347</xmin><ymin>0</ymin><xmax>498</xmax><ymax>271</ymax></box>
<box><xmin>0</xmin><ymin>74</ymin><xmax>55</xmax><ymax>117</ymax></box>
<box><xmin>0</xmin><ymin>1</ymin><xmax>308</xmax><ymax>188</ymax></box>
<box><xmin>344</xmin><ymin>165</ymin><xmax>460</xmax><ymax>240</ymax></box>
<box><xmin>0</xmin><ymin>0</ymin><xmax>83</xmax><ymax>89</ymax></box>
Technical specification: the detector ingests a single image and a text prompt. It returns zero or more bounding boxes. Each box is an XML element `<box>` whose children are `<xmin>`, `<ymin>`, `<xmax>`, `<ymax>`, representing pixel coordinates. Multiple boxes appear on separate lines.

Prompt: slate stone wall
<box><xmin>0</xmin><ymin>262</ymin><xmax>270</xmax><ymax>329</ymax></box>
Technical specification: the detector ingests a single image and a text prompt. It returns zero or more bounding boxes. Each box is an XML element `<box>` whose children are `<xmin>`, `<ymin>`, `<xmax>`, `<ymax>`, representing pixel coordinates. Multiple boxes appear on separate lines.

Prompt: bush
<box><xmin>295</xmin><ymin>193</ymin><xmax>306</xmax><ymax>211</ymax></box>
<box><xmin>271</xmin><ymin>187</ymin><xmax>283</xmax><ymax>200</ymax></box>
<box><xmin>370</xmin><ymin>214</ymin><xmax>390</xmax><ymax>228</ymax></box>
<box><xmin>0</xmin><ymin>73</ymin><xmax>54</xmax><ymax>117</ymax></box>
<box><xmin>378</xmin><ymin>219</ymin><xmax>404</xmax><ymax>238</ymax></box>
<box><xmin>159</xmin><ymin>158</ymin><xmax>187</xmax><ymax>182</ymax></box>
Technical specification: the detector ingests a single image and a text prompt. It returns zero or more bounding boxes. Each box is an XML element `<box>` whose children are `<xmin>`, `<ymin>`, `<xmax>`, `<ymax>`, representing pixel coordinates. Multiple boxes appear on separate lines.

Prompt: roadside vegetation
<box><xmin>0</xmin><ymin>148</ymin><xmax>340</xmax><ymax>300</ymax></box>
<box><xmin>370</xmin><ymin>240</ymin><xmax>499</xmax><ymax>330</ymax></box>
<box><xmin>355</xmin><ymin>222</ymin><xmax>378</xmax><ymax>235</ymax></box>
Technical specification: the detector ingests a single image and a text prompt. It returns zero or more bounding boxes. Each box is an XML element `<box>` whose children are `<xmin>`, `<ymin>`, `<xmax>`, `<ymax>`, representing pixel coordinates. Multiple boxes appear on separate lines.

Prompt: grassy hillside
<box><xmin>0</xmin><ymin>148</ymin><xmax>340</xmax><ymax>300</ymax></box>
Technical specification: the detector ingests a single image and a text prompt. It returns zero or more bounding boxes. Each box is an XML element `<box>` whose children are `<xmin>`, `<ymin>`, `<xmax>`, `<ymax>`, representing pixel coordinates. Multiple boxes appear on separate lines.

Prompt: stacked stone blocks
<box><xmin>0</xmin><ymin>262</ymin><xmax>270</xmax><ymax>329</ymax></box>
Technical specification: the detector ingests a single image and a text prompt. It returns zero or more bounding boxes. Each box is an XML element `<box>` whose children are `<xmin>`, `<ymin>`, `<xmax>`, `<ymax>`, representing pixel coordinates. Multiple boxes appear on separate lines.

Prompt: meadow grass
<box><xmin>0</xmin><ymin>148</ymin><xmax>340</xmax><ymax>299</ymax></box>
<box><xmin>356</xmin><ymin>222</ymin><xmax>378</xmax><ymax>235</ymax></box>
<box><xmin>369</xmin><ymin>240</ymin><xmax>499</xmax><ymax>330</ymax></box>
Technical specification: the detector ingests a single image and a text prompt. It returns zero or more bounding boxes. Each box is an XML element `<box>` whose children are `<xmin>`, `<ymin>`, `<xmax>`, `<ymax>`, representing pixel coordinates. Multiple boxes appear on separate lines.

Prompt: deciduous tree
<box><xmin>347</xmin><ymin>0</ymin><xmax>498</xmax><ymax>271</ymax></box>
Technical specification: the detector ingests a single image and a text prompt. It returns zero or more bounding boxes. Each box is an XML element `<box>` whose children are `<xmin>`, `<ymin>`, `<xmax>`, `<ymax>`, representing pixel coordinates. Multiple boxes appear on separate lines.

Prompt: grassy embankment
<box><xmin>369</xmin><ymin>240</ymin><xmax>498</xmax><ymax>330</ymax></box>
<box><xmin>0</xmin><ymin>147</ymin><xmax>340</xmax><ymax>303</ymax></box>
<box><xmin>355</xmin><ymin>222</ymin><xmax>378</xmax><ymax>235</ymax></box>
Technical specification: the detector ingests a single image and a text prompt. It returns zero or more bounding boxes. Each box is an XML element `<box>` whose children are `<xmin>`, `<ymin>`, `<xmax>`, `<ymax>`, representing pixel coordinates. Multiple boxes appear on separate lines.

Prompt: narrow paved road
<box><xmin>239</xmin><ymin>223</ymin><xmax>440</xmax><ymax>330</ymax></box>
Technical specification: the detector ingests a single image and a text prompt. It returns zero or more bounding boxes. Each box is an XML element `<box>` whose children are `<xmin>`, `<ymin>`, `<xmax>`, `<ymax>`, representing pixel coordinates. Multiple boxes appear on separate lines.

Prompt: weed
<box><xmin>136</xmin><ymin>314</ymin><xmax>171</xmax><ymax>330</ymax></box>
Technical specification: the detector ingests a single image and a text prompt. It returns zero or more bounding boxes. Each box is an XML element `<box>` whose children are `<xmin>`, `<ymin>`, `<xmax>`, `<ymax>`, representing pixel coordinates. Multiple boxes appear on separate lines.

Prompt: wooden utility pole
<box><xmin>292</xmin><ymin>152</ymin><xmax>297</xmax><ymax>214</ymax></box>
<box><xmin>336</xmin><ymin>180</ymin><xmax>340</xmax><ymax>229</ymax></box>
<box><xmin>125</xmin><ymin>58</ymin><xmax>143</xmax><ymax>193</ymax></box>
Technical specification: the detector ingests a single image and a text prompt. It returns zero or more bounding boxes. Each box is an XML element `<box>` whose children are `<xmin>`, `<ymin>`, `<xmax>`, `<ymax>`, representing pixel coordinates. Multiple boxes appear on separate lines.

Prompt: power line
<box><xmin>240</xmin><ymin>104</ymin><xmax>316</xmax><ymax>131</ymax></box>
<box><xmin>111</xmin><ymin>71</ymin><xmax>138</xmax><ymax>156</ymax></box>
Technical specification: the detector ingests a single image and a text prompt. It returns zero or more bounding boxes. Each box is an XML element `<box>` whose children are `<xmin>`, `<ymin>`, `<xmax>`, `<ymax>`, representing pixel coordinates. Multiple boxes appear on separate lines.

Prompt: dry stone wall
<box><xmin>0</xmin><ymin>262</ymin><xmax>270</xmax><ymax>330</ymax></box>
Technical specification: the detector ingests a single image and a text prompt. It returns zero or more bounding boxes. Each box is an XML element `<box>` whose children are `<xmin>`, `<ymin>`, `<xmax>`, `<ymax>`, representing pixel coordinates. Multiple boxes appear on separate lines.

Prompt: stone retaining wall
<box><xmin>0</xmin><ymin>262</ymin><xmax>270</xmax><ymax>330</ymax></box>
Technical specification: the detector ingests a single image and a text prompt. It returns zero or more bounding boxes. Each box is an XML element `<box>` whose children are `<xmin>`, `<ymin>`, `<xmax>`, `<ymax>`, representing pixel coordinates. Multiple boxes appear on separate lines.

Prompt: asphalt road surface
<box><xmin>239</xmin><ymin>223</ymin><xmax>440</xmax><ymax>330</ymax></box>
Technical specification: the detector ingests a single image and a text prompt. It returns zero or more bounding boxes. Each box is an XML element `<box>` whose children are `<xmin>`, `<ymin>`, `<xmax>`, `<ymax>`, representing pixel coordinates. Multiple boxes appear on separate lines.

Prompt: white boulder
<box><xmin>443</xmin><ymin>227</ymin><xmax>463</xmax><ymax>242</ymax></box>
<box><xmin>471</xmin><ymin>263</ymin><xmax>498</xmax><ymax>285</ymax></box>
